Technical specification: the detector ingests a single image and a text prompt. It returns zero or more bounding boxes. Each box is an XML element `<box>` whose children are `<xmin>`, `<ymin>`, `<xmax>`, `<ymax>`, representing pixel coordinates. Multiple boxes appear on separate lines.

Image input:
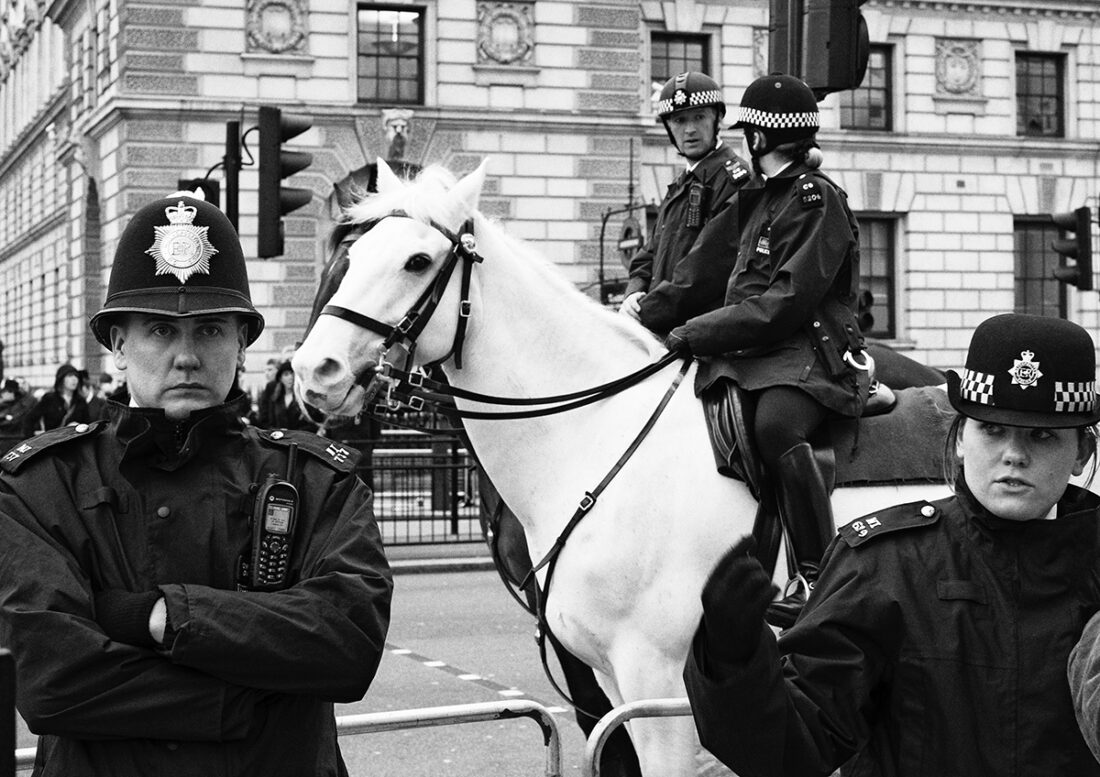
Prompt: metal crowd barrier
<box><xmin>581</xmin><ymin>697</ymin><xmax>693</xmax><ymax>777</ymax></box>
<box><xmin>16</xmin><ymin>699</ymin><xmax>562</xmax><ymax>775</ymax></box>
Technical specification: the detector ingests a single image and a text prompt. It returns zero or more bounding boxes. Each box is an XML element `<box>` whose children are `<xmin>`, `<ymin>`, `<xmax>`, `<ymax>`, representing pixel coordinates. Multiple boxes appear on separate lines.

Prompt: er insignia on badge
<box><xmin>145</xmin><ymin>201</ymin><xmax>219</xmax><ymax>283</ymax></box>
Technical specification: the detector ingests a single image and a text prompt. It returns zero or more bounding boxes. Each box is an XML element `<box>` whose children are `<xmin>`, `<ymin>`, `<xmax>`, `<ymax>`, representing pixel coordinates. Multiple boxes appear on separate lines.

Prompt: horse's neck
<box><xmin>442</xmin><ymin>242</ymin><xmax>662</xmax><ymax>546</ymax></box>
<box><xmin>454</xmin><ymin>242</ymin><xmax>655</xmax><ymax>395</ymax></box>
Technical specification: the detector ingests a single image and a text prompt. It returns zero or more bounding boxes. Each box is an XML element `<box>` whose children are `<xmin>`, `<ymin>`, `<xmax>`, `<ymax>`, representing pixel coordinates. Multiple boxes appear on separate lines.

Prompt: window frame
<box><xmin>1015</xmin><ymin>51</ymin><xmax>1066</xmax><ymax>138</ymax></box>
<box><xmin>356</xmin><ymin>3</ymin><xmax>426</xmax><ymax>106</ymax></box>
<box><xmin>649</xmin><ymin>31</ymin><xmax>711</xmax><ymax>90</ymax></box>
<box><xmin>855</xmin><ymin>213</ymin><xmax>898</xmax><ymax>340</ymax></box>
<box><xmin>1013</xmin><ymin>216</ymin><xmax>1066</xmax><ymax>318</ymax></box>
<box><xmin>839</xmin><ymin>44</ymin><xmax>893</xmax><ymax>132</ymax></box>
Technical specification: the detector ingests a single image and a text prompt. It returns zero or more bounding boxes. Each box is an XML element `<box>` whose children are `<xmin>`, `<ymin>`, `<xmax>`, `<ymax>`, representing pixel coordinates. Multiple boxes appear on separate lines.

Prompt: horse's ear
<box><xmin>451</xmin><ymin>158</ymin><xmax>489</xmax><ymax>213</ymax></box>
<box><xmin>376</xmin><ymin>158</ymin><xmax>404</xmax><ymax>195</ymax></box>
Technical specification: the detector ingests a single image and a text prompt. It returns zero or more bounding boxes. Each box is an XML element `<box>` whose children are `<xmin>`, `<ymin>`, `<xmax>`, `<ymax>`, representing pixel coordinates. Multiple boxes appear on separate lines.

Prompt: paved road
<box><xmin>14</xmin><ymin>569</ymin><xmax>597</xmax><ymax>776</ymax></box>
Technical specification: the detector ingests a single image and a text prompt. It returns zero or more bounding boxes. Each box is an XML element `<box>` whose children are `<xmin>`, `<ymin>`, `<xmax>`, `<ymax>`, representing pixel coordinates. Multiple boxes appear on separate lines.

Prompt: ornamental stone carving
<box><xmin>935</xmin><ymin>39</ymin><xmax>981</xmax><ymax>96</ymax></box>
<box><xmin>246</xmin><ymin>0</ymin><xmax>308</xmax><ymax>55</ymax></box>
<box><xmin>476</xmin><ymin>2</ymin><xmax>534</xmax><ymax>65</ymax></box>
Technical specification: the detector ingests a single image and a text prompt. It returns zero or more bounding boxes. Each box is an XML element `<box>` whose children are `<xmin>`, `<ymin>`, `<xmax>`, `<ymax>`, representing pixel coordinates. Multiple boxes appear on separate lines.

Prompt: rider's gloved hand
<box><xmin>700</xmin><ymin>536</ymin><xmax>777</xmax><ymax>664</ymax></box>
<box><xmin>664</xmin><ymin>329</ymin><xmax>693</xmax><ymax>356</ymax></box>
<box><xmin>618</xmin><ymin>291</ymin><xmax>644</xmax><ymax>321</ymax></box>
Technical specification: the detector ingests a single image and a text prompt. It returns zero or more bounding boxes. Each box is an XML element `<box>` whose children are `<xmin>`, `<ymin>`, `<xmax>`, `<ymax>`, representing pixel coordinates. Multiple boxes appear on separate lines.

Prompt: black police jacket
<box><xmin>685</xmin><ymin>485</ymin><xmax>1100</xmax><ymax>777</ymax></box>
<box><xmin>0</xmin><ymin>393</ymin><xmax>392</xmax><ymax>777</ymax></box>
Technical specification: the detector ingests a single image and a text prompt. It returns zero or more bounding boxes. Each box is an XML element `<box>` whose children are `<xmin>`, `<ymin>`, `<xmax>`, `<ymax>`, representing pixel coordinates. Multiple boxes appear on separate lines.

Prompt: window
<box><xmin>840</xmin><ymin>45</ymin><xmax>891</xmax><ymax>131</ymax></box>
<box><xmin>1016</xmin><ymin>53</ymin><xmax>1064</xmax><ymax>137</ymax></box>
<box><xmin>650</xmin><ymin>32</ymin><xmax>709</xmax><ymax>87</ymax></box>
<box><xmin>858</xmin><ymin>216</ymin><xmax>896</xmax><ymax>339</ymax></box>
<box><xmin>1014</xmin><ymin>218</ymin><xmax>1065</xmax><ymax>317</ymax></box>
<box><xmin>357</xmin><ymin>5</ymin><xmax>424</xmax><ymax>104</ymax></box>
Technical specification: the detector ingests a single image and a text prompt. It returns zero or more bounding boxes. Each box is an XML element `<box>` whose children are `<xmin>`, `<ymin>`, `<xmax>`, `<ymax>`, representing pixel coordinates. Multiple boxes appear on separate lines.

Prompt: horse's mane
<box><xmin>341</xmin><ymin>164</ymin><xmax>664</xmax><ymax>358</ymax></box>
<box><xmin>342</xmin><ymin>165</ymin><xmax>472</xmax><ymax>234</ymax></box>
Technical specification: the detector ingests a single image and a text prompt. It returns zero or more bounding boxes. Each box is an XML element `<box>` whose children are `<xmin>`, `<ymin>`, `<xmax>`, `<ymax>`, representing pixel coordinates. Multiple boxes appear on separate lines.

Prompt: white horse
<box><xmin>293</xmin><ymin>159</ymin><xmax>952</xmax><ymax>776</ymax></box>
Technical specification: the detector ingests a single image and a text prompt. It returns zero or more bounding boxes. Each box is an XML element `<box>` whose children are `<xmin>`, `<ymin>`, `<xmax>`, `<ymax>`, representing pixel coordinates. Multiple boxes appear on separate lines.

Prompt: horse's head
<box><xmin>294</xmin><ymin>158</ymin><xmax>488</xmax><ymax>417</ymax></box>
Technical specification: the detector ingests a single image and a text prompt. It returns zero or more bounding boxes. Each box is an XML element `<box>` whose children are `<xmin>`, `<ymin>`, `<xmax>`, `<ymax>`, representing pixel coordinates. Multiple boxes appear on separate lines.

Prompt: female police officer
<box><xmin>665</xmin><ymin>74</ymin><xmax>867</xmax><ymax>625</ymax></box>
<box><xmin>0</xmin><ymin>192</ymin><xmax>392</xmax><ymax>776</ymax></box>
<box><xmin>684</xmin><ymin>312</ymin><xmax>1100</xmax><ymax>776</ymax></box>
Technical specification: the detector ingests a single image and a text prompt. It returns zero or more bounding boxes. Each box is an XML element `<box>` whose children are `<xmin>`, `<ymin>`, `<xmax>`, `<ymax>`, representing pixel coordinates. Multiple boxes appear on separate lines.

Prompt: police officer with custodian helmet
<box><xmin>0</xmin><ymin>191</ymin><xmax>392</xmax><ymax>776</ymax></box>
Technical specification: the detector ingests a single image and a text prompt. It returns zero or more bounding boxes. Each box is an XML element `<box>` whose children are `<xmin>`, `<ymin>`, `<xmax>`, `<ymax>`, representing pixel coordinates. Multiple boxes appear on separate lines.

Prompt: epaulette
<box><xmin>724</xmin><ymin>158</ymin><xmax>751</xmax><ymax>187</ymax></box>
<box><xmin>1</xmin><ymin>421</ymin><xmax>105</xmax><ymax>475</ymax></box>
<box><xmin>838</xmin><ymin>501</ymin><xmax>940</xmax><ymax>548</ymax></box>
<box><xmin>254</xmin><ymin>428</ymin><xmax>360</xmax><ymax>473</ymax></box>
<box><xmin>797</xmin><ymin>174</ymin><xmax>824</xmax><ymax>209</ymax></box>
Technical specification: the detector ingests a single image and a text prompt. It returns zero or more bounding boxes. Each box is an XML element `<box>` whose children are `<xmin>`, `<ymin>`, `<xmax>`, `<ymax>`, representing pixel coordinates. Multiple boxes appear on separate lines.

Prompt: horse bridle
<box><xmin>319</xmin><ymin>213</ymin><xmax>483</xmax><ymax>400</ymax></box>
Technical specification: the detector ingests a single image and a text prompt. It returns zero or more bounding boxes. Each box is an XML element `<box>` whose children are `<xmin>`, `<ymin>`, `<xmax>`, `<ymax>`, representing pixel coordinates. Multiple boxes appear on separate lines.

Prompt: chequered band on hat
<box><xmin>735</xmin><ymin>106</ymin><xmax>820</xmax><ymax>129</ymax></box>
<box><xmin>657</xmin><ymin>89</ymin><xmax>723</xmax><ymax>115</ymax></box>
<box><xmin>960</xmin><ymin>369</ymin><xmax>995</xmax><ymax>405</ymax></box>
<box><xmin>1055</xmin><ymin>382</ymin><xmax>1097</xmax><ymax>413</ymax></box>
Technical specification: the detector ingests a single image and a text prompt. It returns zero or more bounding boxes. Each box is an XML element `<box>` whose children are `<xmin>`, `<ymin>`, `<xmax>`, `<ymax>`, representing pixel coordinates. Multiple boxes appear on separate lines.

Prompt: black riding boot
<box><xmin>765</xmin><ymin>442</ymin><xmax>835</xmax><ymax>629</ymax></box>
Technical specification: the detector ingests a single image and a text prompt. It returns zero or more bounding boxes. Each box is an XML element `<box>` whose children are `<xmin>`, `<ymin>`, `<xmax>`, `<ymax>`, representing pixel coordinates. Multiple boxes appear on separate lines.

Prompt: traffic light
<box><xmin>257</xmin><ymin>105</ymin><xmax>313</xmax><ymax>259</ymax></box>
<box><xmin>856</xmin><ymin>288</ymin><xmax>874</xmax><ymax>332</ymax></box>
<box><xmin>801</xmin><ymin>0</ymin><xmax>869</xmax><ymax>97</ymax></box>
<box><xmin>768</xmin><ymin>0</ymin><xmax>801</xmax><ymax>76</ymax></box>
<box><xmin>1051</xmin><ymin>206</ymin><xmax>1093</xmax><ymax>291</ymax></box>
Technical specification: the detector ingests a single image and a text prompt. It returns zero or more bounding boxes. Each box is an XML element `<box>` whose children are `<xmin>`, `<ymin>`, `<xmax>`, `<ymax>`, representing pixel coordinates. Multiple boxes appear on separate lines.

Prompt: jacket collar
<box><xmin>106</xmin><ymin>390</ymin><xmax>251</xmax><ymax>470</ymax></box>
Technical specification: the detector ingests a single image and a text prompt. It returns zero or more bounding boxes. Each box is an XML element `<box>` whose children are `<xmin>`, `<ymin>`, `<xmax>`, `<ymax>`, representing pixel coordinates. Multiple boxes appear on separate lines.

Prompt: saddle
<box><xmin>703</xmin><ymin>378</ymin><xmax>951</xmax><ymax>576</ymax></box>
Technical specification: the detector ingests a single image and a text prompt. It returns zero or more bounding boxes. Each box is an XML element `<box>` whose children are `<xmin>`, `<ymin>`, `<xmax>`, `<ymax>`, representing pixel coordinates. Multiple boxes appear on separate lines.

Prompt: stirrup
<box><xmin>765</xmin><ymin>572</ymin><xmax>812</xmax><ymax>630</ymax></box>
<box><xmin>782</xmin><ymin>572</ymin><xmax>811</xmax><ymax>600</ymax></box>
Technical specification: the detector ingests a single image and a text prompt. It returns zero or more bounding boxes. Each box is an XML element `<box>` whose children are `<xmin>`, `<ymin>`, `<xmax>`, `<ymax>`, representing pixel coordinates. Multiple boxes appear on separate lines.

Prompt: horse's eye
<box><xmin>404</xmin><ymin>253</ymin><xmax>433</xmax><ymax>273</ymax></box>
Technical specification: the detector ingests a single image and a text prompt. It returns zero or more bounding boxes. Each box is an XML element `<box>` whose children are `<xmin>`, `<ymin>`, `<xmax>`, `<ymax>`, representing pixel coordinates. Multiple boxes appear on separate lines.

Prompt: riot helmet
<box><xmin>90</xmin><ymin>192</ymin><xmax>264</xmax><ymax>348</ymax></box>
<box><xmin>733</xmin><ymin>74</ymin><xmax>820</xmax><ymax>157</ymax></box>
<box><xmin>656</xmin><ymin>72</ymin><xmax>726</xmax><ymax>152</ymax></box>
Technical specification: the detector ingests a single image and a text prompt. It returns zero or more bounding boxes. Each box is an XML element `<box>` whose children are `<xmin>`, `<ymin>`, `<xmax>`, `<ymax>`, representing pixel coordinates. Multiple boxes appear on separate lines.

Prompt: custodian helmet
<box><xmin>946</xmin><ymin>313</ymin><xmax>1100</xmax><ymax>429</ymax></box>
<box><xmin>90</xmin><ymin>193</ymin><xmax>264</xmax><ymax>349</ymax></box>
<box><xmin>733</xmin><ymin>74</ymin><xmax>820</xmax><ymax>153</ymax></box>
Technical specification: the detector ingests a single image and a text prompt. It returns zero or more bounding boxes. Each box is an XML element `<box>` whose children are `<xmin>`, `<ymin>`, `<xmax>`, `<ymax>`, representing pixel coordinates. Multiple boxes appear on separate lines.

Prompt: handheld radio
<box><xmin>247</xmin><ymin>444</ymin><xmax>300</xmax><ymax>590</ymax></box>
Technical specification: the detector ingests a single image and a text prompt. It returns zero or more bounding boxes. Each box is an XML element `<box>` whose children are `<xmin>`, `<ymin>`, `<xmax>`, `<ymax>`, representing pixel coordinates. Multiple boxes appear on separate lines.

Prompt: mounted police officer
<box><xmin>0</xmin><ymin>191</ymin><xmax>392</xmax><ymax>777</ymax></box>
<box><xmin>665</xmin><ymin>74</ymin><xmax>868</xmax><ymax>625</ymax></box>
<box><xmin>619</xmin><ymin>71</ymin><xmax>753</xmax><ymax>334</ymax></box>
<box><xmin>685</xmin><ymin>312</ymin><xmax>1100</xmax><ymax>776</ymax></box>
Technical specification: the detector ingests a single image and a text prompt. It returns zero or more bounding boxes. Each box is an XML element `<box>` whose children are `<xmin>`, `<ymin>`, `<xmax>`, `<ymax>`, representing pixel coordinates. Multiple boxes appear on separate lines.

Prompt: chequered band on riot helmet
<box><xmin>658</xmin><ymin>88</ymin><xmax>724</xmax><ymax>116</ymax></box>
<box><xmin>735</xmin><ymin>106</ymin><xmax>820</xmax><ymax>130</ymax></box>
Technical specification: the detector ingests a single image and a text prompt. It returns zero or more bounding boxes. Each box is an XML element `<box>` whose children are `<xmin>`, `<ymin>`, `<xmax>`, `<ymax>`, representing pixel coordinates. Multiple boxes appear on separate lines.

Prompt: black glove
<box><xmin>665</xmin><ymin>329</ymin><xmax>692</xmax><ymax>356</ymax></box>
<box><xmin>93</xmin><ymin>590</ymin><xmax>160</xmax><ymax>648</ymax></box>
<box><xmin>700</xmin><ymin>536</ymin><xmax>778</xmax><ymax>663</ymax></box>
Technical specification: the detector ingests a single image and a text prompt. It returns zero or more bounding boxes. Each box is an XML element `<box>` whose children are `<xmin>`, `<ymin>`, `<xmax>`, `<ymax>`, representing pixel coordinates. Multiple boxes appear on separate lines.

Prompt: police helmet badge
<box><xmin>1008</xmin><ymin>350</ymin><xmax>1042</xmax><ymax>390</ymax></box>
<box><xmin>145</xmin><ymin>200</ymin><xmax>218</xmax><ymax>283</ymax></box>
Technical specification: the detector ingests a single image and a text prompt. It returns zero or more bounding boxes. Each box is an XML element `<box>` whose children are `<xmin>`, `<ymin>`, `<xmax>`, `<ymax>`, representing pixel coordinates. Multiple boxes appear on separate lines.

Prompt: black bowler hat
<box><xmin>90</xmin><ymin>193</ymin><xmax>264</xmax><ymax>348</ymax></box>
<box><xmin>947</xmin><ymin>313</ymin><xmax>1100</xmax><ymax>428</ymax></box>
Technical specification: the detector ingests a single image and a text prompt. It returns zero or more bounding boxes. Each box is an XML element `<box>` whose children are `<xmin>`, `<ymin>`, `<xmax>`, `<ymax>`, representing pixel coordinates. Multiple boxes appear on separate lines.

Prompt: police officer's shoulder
<box><xmin>0</xmin><ymin>421</ymin><xmax>106</xmax><ymax>475</ymax></box>
<box><xmin>722</xmin><ymin>157</ymin><xmax>752</xmax><ymax>187</ymax></box>
<box><xmin>253</xmin><ymin>427</ymin><xmax>360</xmax><ymax>472</ymax></box>
<box><xmin>795</xmin><ymin>173</ymin><xmax>825</xmax><ymax>209</ymax></box>
<box><xmin>837</xmin><ymin>501</ymin><xmax>940</xmax><ymax>548</ymax></box>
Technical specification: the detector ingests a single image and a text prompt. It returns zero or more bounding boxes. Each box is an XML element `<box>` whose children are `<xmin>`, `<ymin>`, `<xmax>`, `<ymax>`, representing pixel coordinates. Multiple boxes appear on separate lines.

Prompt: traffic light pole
<box><xmin>224</xmin><ymin>120</ymin><xmax>241</xmax><ymax>233</ymax></box>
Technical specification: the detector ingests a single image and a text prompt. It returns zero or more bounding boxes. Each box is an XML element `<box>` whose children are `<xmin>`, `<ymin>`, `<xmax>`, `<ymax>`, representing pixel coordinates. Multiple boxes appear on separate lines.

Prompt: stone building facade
<box><xmin>0</xmin><ymin>0</ymin><xmax>1098</xmax><ymax>390</ymax></box>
